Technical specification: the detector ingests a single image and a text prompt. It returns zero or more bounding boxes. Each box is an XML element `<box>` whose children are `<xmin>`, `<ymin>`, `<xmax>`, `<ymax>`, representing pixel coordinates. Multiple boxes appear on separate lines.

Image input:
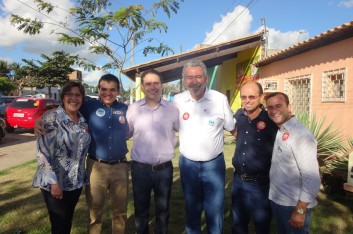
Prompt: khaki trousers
<box><xmin>86</xmin><ymin>157</ymin><xmax>129</xmax><ymax>234</ymax></box>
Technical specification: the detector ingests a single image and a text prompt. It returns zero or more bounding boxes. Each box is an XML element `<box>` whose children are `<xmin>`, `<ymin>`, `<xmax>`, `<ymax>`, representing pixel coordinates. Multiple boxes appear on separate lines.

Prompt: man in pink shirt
<box><xmin>126</xmin><ymin>69</ymin><xmax>179</xmax><ymax>234</ymax></box>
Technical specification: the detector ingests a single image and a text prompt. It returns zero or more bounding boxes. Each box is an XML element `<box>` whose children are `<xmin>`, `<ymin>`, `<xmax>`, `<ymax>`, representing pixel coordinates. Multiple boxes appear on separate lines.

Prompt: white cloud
<box><xmin>0</xmin><ymin>0</ymin><xmax>104</xmax><ymax>65</ymax></box>
<box><xmin>0</xmin><ymin>0</ymin><xmax>74</xmax><ymax>47</ymax></box>
<box><xmin>265</xmin><ymin>28</ymin><xmax>309</xmax><ymax>50</ymax></box>
<box><xmin>339</xmin><ymin>0</ymin><xmax>353</xmax><ymax>8</ymax></box>
<box><xmin>202</xmin><ymin>5</ymin><xmax>310</xmax><ymax>52</ymax></box>
<box><xmin>82</xmin><ymin>69</ymin><xmax>105</xmax><ymax>86</ymax></box>
<box><xmin>202</xmin><ymin>5</ymin><xmax>253</xmax><ymax>45</ymax></box>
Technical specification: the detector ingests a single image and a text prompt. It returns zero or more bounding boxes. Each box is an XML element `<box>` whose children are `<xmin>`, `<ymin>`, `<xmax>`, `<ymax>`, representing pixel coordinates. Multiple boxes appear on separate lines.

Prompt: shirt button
<box><xmin>258</xmin><ymin>139</ymin><xmax>260</xmax><ymax>141</ymax></box>
<box><xmin>246</xmin><ymin>131</ymin><xmax>248</xmax><ymax>134</ymax></box>
<box><xmin>243</xmin><ymin>153</ymin><xmax>245</xmax><ymax>155</ymax></box>
<box><xmin>244</xmin><ymin>142</ymin><xmax>247</xmax><ymax>144</ymax></box>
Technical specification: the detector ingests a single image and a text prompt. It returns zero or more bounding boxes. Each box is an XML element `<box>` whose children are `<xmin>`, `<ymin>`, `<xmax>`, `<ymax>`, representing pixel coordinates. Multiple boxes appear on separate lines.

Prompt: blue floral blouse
<box><xmin>32</xmin><ymin>106</ymin><xmax>91</xmax><ymax>191</ymax></box>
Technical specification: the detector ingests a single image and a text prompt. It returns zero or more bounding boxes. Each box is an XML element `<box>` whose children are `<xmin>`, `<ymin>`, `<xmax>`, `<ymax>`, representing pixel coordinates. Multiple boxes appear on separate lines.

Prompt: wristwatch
<box><xmin>296</xmin><ymin>208</ymin><xmax>305</xmax><ymax>215</ymax></box>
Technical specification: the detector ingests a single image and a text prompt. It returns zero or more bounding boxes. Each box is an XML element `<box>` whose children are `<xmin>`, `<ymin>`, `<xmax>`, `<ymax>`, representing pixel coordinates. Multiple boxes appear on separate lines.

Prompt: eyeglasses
<box><xmin>185</xmin><ymin>75</ymin><xmax>204</xmax><ymax>80</ymax></box>
<box><xmin>65</xmin><ymin>92</ymin><xmax>82</xmax><ymax>98</ymax></box>
<box><xmin>240</xmin><ymin>95</ymin><xmax>259</xmax><ymax>100</ymax></box>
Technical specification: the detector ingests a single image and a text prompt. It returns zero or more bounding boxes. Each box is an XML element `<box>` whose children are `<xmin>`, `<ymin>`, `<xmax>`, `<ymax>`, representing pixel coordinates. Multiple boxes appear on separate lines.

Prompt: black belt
<box><xmin>132</xmin><ymin>160</ymin><xmax>172</xmax><ymax>171</ymax></box>
<box><xmin>196</xmin><ymin>152</ymin><xmax>223</xmax><ymax>162</ymax></box>
<box><xmin>236</xmin><ymin>173</ymin><xmax>269</xmax><ymax>182</ymax></box>
<box><xmin>88</xmin><ymin>154</ymin><xmax>128</xmax><ymax>165</ymax></box>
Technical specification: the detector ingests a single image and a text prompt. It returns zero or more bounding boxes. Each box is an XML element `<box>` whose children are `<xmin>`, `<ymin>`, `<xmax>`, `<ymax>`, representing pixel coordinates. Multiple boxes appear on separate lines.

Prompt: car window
<box><xmin>9</xmin><ymin>99</ymin><xmax>40</xmax><ymax>109</ymax></box>
<box><xmin>0</xmin><ymin>98</ymin><xmax>15</xmax><ymax>105</ymax></box>
<box><xmin>46</xmin><ymin>100</ymin><xmax>56</xmax><ymax>110</ymax></box>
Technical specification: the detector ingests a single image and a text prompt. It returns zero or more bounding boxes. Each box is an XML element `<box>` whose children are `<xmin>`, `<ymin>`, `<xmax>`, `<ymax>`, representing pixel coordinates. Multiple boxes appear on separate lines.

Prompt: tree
<box><xmin>20</xmin><ymin>51</ymin><xmax>77</xmax><ymax>98</ymax></box>
<box><xmin>0</xmin><ymin>61</ymin><xmax>12</xmax><ymax>78</ymax></box>
<box><xmin>0</xmin><ymin>77</ymin><xmax>17</xmax><ymax>95</ymax></box>
<box><xmin>10</xmin><ymin>0</ymin><xmax>184</xmax><ymax>98</ymax></box>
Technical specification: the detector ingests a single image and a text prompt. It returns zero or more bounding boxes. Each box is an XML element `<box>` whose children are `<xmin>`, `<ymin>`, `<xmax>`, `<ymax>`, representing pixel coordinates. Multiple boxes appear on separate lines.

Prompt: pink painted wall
<box><xmin>259</xmin><ymin>37</ymin><xmax>353</xmax><ymax>139</ymax></box>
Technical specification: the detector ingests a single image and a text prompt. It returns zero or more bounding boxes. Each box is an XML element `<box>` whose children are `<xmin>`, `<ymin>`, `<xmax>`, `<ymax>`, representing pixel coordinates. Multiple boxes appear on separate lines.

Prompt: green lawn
<box><xmin>1</xmin><ymin>141</ymin><xmax>353</xmax><ymax>233</ymax></box>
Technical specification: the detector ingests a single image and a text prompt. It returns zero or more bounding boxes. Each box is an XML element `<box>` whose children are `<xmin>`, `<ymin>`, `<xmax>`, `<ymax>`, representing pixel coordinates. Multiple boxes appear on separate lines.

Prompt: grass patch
<box><xmin>1</xmin><ymin>142</ymin><xmax>353</xmax><ymax>233</ymax></box>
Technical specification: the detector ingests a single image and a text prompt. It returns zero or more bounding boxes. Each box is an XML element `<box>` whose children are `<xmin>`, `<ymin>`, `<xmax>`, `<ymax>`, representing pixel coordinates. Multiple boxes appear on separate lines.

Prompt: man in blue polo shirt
<box><xmin>231</xmin><ymin>82</ymin><xmax>277</xmax><ymax>234</ymax></box>
<box><xmin>80</xmin><ymin>74</ymin><xmax>129</xmax><ymax>234</ymax></box>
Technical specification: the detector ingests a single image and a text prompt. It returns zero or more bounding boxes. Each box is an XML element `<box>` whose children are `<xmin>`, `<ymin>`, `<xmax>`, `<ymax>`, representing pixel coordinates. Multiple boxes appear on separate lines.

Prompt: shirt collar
<box><xmin>98</xmin><ymin>98</ymin><xmax>118</xmax><ymax>107</ymax></box>
<box><xmin>57</xmin><ymin>105</ymin><xmax>84</xmax><ymax>122</ymax></box>
<box><xmin>281</xmin><ymin>115</ymin><xmax>296</xmax><ymax>131</ymax></box>
<box><xmin>140</xmin><ymin>97</ymin><xmax>167</xmax><ymax>107</ymax></box>
<box><xmin>183</xmin><ymin>88</ymin><xmax>211</xmax><ymax>102</ymax></box>
<box><xmin>240</xmin><ymin>105</ymin><xmax>268</xmax><ymax>120</ymax></box>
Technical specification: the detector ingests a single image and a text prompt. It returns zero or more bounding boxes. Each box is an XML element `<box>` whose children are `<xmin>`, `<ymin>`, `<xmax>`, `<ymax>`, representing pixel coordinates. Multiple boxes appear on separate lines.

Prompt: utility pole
<box><xmin>261</xmin><ymin>18</ymin><xmax>268</xmax><ymax>58</ymax></box>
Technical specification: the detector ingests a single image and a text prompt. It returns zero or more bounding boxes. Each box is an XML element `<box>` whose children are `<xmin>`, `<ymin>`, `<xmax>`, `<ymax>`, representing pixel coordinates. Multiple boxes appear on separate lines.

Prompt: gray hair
<box><xmin>182</xmin><ymin>60</ymin><xmax>208</xmax><ymax>79</ymax></box>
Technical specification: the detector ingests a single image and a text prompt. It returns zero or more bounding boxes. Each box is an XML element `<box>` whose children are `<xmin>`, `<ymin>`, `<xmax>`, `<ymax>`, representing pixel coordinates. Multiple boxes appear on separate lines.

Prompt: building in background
<box><xmin>255</xmin><ymin>20</ymin><xmax>353</xmax><ymax>139</ymax></box>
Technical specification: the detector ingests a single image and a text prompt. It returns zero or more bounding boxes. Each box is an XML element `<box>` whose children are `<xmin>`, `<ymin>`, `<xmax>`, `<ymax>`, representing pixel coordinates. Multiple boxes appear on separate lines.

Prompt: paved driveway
<box><xmin>0</xmin><ymin>129</ymin><xmax>36</xmax><ymax>171</ymax></box>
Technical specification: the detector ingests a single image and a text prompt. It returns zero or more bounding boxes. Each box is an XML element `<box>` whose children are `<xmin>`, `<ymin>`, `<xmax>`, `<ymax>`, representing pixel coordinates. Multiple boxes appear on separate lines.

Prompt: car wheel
<box><xmin>5</xmin><ymin>126</ymin><xmax>15</xmax><ymax>133</ymax></box>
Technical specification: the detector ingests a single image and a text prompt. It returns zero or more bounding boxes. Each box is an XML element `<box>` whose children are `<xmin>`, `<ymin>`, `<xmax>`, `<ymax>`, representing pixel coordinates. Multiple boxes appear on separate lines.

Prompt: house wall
<box><xmin>258</xmin><ymin>37</ymin><xmax>353</xmax><ymax>139</ymax></box>
<box><xmin>214</xmin><ymin>47</ymin><xmax>261</xmax><ymax>111</ymax></box>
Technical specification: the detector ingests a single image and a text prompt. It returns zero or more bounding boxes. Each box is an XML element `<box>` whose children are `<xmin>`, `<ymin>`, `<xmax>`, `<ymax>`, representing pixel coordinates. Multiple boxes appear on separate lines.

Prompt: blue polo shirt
<box><xmin>232</xmin><ymin>106</ymin><xmax>277</xmax><ymax>177</ymax></box>
<box><xmin>80</xmin><ymin>99</ymin><xmax>128</xmax><ymax>161</ymax></box>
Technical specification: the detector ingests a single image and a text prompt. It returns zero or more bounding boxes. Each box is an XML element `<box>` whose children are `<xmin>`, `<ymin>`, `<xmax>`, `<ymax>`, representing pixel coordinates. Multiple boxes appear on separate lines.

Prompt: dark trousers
<box><xmin>41</xmin><ymin>187</ymin><xmax>83</xmax><ymax>234</ymax></box>
<box><xmin>131</xmin><ymin>161</ymin><xmax>173</xmax><ymax>234</ymax></box>
<box><xmin>271</xmin><ymin>201</ymin><xmax>312</xmax><ymax>234</ymax></box>
<box><xmin>231</xmin><ymin>175</ymin><xmax>272</xmax><ymax>234</ymax></box>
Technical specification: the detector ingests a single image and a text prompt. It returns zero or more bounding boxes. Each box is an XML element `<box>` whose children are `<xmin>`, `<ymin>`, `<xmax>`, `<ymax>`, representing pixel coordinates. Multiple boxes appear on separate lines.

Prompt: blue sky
<box><xmin>0</xmin><ymin>0</ymin><xmax>352</xmax><ymax>88</ymax></box>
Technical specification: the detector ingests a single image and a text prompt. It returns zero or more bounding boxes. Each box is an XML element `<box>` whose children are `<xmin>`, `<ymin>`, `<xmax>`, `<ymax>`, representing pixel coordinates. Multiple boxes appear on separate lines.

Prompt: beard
<box><xmin>188</xmin><ymin>83</ymin><xmax>205</xmax><ymax>95</ymax></box>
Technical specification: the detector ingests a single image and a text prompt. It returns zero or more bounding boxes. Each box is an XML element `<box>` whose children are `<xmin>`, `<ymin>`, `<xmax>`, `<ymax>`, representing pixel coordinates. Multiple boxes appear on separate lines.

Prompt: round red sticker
<box><xmin>257</xmin><ymin>121</ymin><xmax>266</xmax><ymax>130</ymax></box>
<box><xmin>282</xmin><ymin>132</ymin><xmax>289</xmax><ymax>141</ymax></box>
<box><xmin>183</xmin><ymin>112</ymin><xmax>190</xmax><ymax>120</ymax></box>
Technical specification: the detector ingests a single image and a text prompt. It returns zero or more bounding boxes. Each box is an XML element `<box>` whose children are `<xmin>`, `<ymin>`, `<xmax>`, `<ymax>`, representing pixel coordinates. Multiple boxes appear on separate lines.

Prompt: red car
<box><xmin>5</xmin><ymin>98</ymin><xmax>59</xmax><ymax>133</ymax></box>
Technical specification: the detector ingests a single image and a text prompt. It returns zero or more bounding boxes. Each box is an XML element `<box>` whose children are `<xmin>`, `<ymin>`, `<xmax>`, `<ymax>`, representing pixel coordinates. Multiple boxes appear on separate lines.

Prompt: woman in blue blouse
<box><xmin>33</xmin><ymin>81</ymin><xmax>91</xmax><ymax>234</ymax></box>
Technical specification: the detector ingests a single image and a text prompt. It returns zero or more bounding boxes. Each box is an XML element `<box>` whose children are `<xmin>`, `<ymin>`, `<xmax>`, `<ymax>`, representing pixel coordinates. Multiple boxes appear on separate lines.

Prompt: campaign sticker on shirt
<box><xmin>208</xmin><ymin>120</ymin><xmax>215</xmax><ymax>126</ymax></box>
<box><xmin>96</xmin><ymin>108</ymin><xmax>105</xmax><ymax>117</ymax></box>
<box><xmin>119</xmin><ymin>116</ymin><xmax>126</xmax><ymax>124</ymax></box>
<box><xmin>183</xmin><ymin>112</ymin><xmax>190</xmax><ymax>120</ymax></box>
<box><xmin>282</xmin><ymin>132</ymin><xmax>289</xmax><ymax>141</ymax></box>
<box><xmin>257</xmin><ymin>121</ymin><xmax>266</xmax><ymax>130</ymax></box>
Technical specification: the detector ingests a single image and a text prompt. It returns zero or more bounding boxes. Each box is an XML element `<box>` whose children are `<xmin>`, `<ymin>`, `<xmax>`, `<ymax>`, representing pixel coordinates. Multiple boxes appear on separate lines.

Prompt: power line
<box><xmin>206</xmin><ymin>0</ymin><xmax>259</xmax><ymax>46</ymax></box>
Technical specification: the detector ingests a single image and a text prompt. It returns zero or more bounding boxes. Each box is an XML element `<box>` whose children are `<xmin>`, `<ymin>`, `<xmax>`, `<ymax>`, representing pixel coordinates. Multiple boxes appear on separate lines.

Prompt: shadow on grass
<box><xmin>2</xmin><ymin>155</ymin><xmax>353</xmax><ymax>234</ymax></box>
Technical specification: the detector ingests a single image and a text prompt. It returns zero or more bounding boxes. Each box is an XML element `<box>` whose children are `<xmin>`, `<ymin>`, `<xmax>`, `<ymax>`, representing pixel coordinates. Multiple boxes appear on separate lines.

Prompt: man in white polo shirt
<box><xmin>173</xmin><ymin>60</ymin><xmax>235</xmax><ymax>234</ymax></box>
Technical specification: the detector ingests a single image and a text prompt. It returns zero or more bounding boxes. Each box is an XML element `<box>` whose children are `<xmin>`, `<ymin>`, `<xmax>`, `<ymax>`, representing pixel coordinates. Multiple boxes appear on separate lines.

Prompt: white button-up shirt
<box><xmin>174</xmin><ymin>88</ymin><xmax>235</xmax><ymax>161</ymax></box>
<box><xmin>269</xmin><ymin>116</ymin><xmax>321</xmax><ymax>208</ymax></box>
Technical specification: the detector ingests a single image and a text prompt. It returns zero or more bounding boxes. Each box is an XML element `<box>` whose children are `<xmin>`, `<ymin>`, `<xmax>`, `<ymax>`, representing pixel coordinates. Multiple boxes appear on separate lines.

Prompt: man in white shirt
<box><xmin>266</xmin><ymin>92</ymin><xmax>321</xmax><ymax>234</ymax></box>
<box><xmin>173</xmin><ymin>60</ymin><xmax>235</xmax><ymax>234</ymax></box>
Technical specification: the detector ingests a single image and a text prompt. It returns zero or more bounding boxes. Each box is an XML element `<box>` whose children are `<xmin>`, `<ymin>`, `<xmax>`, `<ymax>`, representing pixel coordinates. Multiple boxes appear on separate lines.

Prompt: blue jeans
<box><xmin>179</xmin><ymin>154</ymin><xmax>225</xmax><ymax>234</ymax></box>
<box><xmin>131</xmin><ymin>161</ymin><xmax>173</xmax><ymax>234</ymax></box>
<box><xmin>231</xmin><ymin>175</ymin><xmax>272</xmax><ymax>234</ymax></box>
<box><xmin>271</xmin><ymin>201</ymin><xmax>312</xmax><ymax>234</ymax></box>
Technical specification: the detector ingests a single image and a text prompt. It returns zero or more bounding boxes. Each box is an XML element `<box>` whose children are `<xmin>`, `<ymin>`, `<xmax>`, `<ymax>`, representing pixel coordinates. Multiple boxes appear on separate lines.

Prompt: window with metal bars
<box><xmin>284</xmin><ymin>75</ymin><xmax>311</xmax><ymax>115</ymax></box>
<box><xmin>322</xmin><ymin>68</ymin><xmax>346</xmax><ymax>102</ymax></box>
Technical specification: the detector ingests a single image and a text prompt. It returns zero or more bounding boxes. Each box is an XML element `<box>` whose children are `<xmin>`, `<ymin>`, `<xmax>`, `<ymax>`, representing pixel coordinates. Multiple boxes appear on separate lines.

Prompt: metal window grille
<box><xmin>284</xmin><ymin>75</ymin><xmax>311</xmax><ymax>115</ymax></box>
<box><xmin>322</xmin><ymin>68</ymin><xmax>346</xmax><ymax>102</ymax></box>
